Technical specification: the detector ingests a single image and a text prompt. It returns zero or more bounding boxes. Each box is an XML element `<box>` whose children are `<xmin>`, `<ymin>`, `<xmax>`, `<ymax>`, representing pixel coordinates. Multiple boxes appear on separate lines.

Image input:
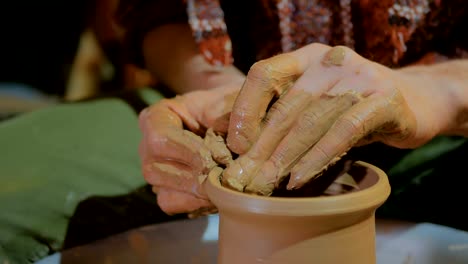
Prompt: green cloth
<box><xmin>0</xmin><ymin>90</ymin><xmax>163</xmax><ymax>264</ymax></box>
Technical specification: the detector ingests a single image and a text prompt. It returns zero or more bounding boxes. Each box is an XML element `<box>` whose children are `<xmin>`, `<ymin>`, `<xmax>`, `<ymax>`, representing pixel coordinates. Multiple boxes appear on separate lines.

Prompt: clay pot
<box><xmin>204</xmin><ymin>161</ymin><xmax>390</xmax><ymax>264</ymax></box>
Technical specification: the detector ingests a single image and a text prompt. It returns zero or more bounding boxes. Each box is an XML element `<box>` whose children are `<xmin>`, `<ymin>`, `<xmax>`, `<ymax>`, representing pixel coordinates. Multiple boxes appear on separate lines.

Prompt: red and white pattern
<box><xmin>185</xmin><ymin>0</ymin><xmax>436</xmax><ymax>66</ymax></box>
<box><xmin>277</xmin><ymin>0</ymin><xmax>334</xmax><ymax>52</ymax></box>
<box><xmin>186</xmin><ymin>0</ymin><xmax>233</xmax><ymax>67</ymax></box>
<box><xmin>387</xmin><ymin>0</ymin><xmax>430</xmax><ymax>63</ymax></box>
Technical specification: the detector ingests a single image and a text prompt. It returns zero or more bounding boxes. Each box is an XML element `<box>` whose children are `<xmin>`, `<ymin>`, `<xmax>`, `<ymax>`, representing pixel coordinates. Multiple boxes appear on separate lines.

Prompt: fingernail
<box><xmin>286</xmin><ymin>176</ymin><xmax>302</xmax><ymax>190</ymax></box>
<box><xmin>287</xmin><ymin>169</ymin><xmax>317</xmax><ymax>190</ymax></box>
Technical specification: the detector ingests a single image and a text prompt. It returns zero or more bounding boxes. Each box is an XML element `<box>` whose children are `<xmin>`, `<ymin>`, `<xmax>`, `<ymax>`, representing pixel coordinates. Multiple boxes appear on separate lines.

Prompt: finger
<box><xmin>150</xmin><ymin>128</ymin><xmax>216</xmax><ymax>173</ymax></box>
<box><xmin>140</xmin><ymin>102</ymin><xmax>216</xmax><ymax>172</ymax></box>
<box><xmin>211</xmin><ymin>112</ymin><xmax>231</xmax><ymax>135</ymax></box>
<box><xmin>221</xmin><ymin>89</ymin><xmax>313</xmax><ymax>192</ymax></box>
<box><xmin>225</xmin><ymin>46</ymin><xmax>363</xmax><ymax>194</ymax></box>
<box><xmin>245</xmin><ymin>93</ymin><xmax>359</xmax><ymax>195</ymax></box>
<box><xmin>141</xmin><ymin>98</ymin><xmax>199</xmax><ymax>132</ymax></box>
<box><xmin>201</xmin><ymin>89</ymin><xmax>240</xmax><ymax>134</ymax></box>
<box><xmin>227</xmin><ymin>44</ymin><xmax>332</xmax><ymax>154</ymax></box>
<box><xmin>164</xmin><ymin>97</ymin><xmax>200</xmax><ymax>132</ymax></box>
<box><xmin>226</xmin><ymin>54</ymin><xmax>301</xmax><ymax>154</ymax></box>
<box><xmin>320</xmin><ymin>66</ymin><xmax>388</xmax><ymax>147</ymax></box>
<box><xmin>143</xmin><ymin>161</ymin><xmax>206</xmax><ymax>198</ymax></box>
<box><xmin>156</xmin><ymin>189</ymin><xmax>213</xmax><ymax>215</ymax></box>
<box><xmin>288</xmin><ymin>95</ymin><xmax>396</xmax><ymax>189</ymax></box>
<box><xmin>227</xmin><ymin>44</ymin><xmax>364</xmax><ymax>155</ymax></box>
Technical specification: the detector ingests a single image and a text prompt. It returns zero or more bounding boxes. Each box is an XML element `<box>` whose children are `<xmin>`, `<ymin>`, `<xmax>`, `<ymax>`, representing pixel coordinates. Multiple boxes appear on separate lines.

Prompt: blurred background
<box><xmin>0</xmin><ymin>0</ymin><xmax>155</xmax><ymax>121</ymax></box>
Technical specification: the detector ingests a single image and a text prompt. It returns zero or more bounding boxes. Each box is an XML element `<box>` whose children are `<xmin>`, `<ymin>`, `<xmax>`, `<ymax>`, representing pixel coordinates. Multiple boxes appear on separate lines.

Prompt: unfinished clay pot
<box><xmin>204</xmin><ymin>161</ymin><xmax>390</xmax><ymax>264</ymax></box>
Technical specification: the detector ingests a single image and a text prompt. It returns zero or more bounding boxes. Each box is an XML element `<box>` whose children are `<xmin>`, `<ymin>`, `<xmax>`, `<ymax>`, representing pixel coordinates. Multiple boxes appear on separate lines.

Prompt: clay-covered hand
<box><xmin>223</xmin><ymin>43</ymin><xmax>451</xmax><ymax>195</ymax></box>
<box><xmin>139</xmin><ymin>82</ymin><xmax>242</xmax><ymax>215</ymax></box>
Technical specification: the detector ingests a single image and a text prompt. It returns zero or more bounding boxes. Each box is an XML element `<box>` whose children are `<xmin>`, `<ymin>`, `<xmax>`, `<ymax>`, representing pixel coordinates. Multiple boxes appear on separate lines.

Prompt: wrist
<box><xmin>194</xmin><ymin>63</ymin><xmax>246</xmax><ymax>91</ymax></box>
<box><xmin>171</xmin><ymin>52</ymin><xmax>245</xmax><ymax>94</ymax></box>
<box><xmin>398</xmin><ymin>63</ymin><xmax>467</xmax><ymax>137</ymax></box>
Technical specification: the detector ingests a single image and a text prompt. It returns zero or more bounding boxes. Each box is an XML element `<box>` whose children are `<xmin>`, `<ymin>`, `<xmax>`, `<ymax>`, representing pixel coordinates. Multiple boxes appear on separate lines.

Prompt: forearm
<box><xmin>399</xmin><ymin>59</ymin><xmax>468</xmax><ymax>137</ymax></box>
<box><xmin>142</xmin><ymin>23</ymin><xmax>245</xmax><ymax>94</ymax></box>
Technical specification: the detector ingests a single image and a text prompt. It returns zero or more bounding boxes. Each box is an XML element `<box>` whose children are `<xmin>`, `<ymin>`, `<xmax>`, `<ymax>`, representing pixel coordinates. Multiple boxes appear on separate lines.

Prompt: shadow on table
<box><xmin>62</xmin><ymin>185</ymin><xmax>187</xmax><ymax>250</ymax></box>
<box><xmin>60</xmin><ymin>185</ymin><xmax>213</xmax><ymax>264</ymax></box>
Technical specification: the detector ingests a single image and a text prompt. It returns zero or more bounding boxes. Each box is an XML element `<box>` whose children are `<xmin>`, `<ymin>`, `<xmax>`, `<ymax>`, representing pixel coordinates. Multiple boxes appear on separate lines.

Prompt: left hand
<box><xmin>138</xmin><ymin>79</ymin><xmax>244</xmax><ymax>215</ymax></box>
<box><xmin>222</xmin><ymin>43</ymin><xmax>451</xmax><ymax>195</ymax></box>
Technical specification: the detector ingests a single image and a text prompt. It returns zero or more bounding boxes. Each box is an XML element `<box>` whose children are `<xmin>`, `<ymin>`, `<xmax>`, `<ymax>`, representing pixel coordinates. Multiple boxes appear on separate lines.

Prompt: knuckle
<box><xmin>240</xmin><ymin>122</ymin><xmax>258</xmax><ymax>140</ymax></box>
<box><xmin>360</xmin><ymin>63</ymin><xmax>385</xmax><ymax>82</ymax></box>
<box><xmin>249</xmin><ymin>60</ymin><xmax>273</xmax><ymax>79</ymax></box>
<box><xmin>310</xmin><ymin>42</ymin><xmax>325</xmax><ymax>49</ymax></box>
<box><xmin>249</xmin><ymin>59</ymin><xmax>285</xmax><ymax>83</ymax></box>
<box><xmin>305</xmin><ymin>42</ymin><xmax>329</xmax><ymax>52</ymax></box>
<box><xmin>248</xmin><ymin>56</ymin><xmax>297</xmax><ymax>95</ymax></box>
<box><xmin>270</xmin><ymin>151</ymin><xmax>285</xmax><ymax>167</ymax></box>
<box><xmin>313</xmin><ymin>144</ymin><xmax>332</xmax><ymax>162</ymax></box>
<box><xmin>270</xmin><ymin>151</ymin><xmax>289</xmax><ymax>174</ymax></box>
<box><xmin>142</xmin><ymin>164</ymin><xmax>159</xmax><ymax>184</ymax></box>
<box><xmin>298</xmin><ymin>111</ymin><xmax>319</xmax><ymax>131</ymax></box>
<box><xmin>264</xmin><ymin>100</ymin><xmax>291</xmax><ymax>125</ymax></box>
<box><xmin>138</xmin><ymin>107</ymin><xmax>151</xmax><ymax>129</ymax></box>
<box><xmin>148</xmin><ymin>127</ymin><xmax>166</xmax><ymax>143</ymax></box>
<box><xmin>155</xmin><ymin>98</ymin><xmax>173</xmax><ymax>110</ymax></box>
<box><xmin>295</xmin><ymin>136</ymin><xmax>313</xmax><ymax>150</ymax></box>
<box><xmin>147</xmin><ymin>132</ymin><xmax>170</xmax><ymax>155</ymax></box>
<box><xmin>335</xmin><ymin>45</ymin><xmax>354</xmax><ymax>54</ymax></box>
<box><xmin>335</xmin><ymin>114</ymin><xmax>363</xmax><ymax>136</ymax></box>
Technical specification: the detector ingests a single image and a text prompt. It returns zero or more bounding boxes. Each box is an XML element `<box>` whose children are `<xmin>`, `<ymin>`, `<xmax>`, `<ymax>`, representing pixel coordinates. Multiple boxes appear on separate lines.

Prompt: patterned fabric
<box><xmin>116</xmin><ymin>0</ymin><xmax>467</xmax><ymax>69</ymax></box>
<box><xmin>185</xmin><ymin>0</ymin><xmax>465</xmax><ymax>67</ymax></box>
<box><xmin>276</xmin><ymin>0</ymin><xmax>355</xmax><ymax>51</ymax></box>
<box><xmin>277</xmin><ymin>0</ymin><xmax>334</xmax><ymax>52</ymax></box>
<box><xmin>387</xmin><ymin>0</ymin><xmax>431</xmax><ymax>63</ymax></box>
<box><xmin>186</xmin><ymin>0</ymin><xmax>233</xmax><ymax>66</ymax></box>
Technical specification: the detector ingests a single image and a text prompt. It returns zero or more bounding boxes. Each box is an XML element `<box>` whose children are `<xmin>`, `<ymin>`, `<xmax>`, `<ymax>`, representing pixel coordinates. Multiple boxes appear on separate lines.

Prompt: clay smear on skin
<box><xmin>228</xmin><ymin>54</ymin><xmax>300</xmax><ymax>154</ymax></box>
<box><xmin>226</xmin><ymin>93</ymin><xmax>361</xmax><ymax>195</ymax></box>
<box><xmin>202</xmin><ymin>125</ymin><xmax>359</xmax><ymax>197</ymax></box>
<box><xmin>322</xmin><ymin>46</ymin><xmax>346</xmax><ymax>67</ymax></box>
<box><xmin>204</xmin><ymin>128</ymin><xmax>233</xmax><ymax>166</ymax></box>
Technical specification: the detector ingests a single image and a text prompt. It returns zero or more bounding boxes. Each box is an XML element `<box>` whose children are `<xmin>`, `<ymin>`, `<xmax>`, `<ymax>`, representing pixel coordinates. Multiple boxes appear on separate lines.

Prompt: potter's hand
<box><xmin>223</xmin><ymin>43</ymin><xmax>446</xmax><ymax>195</ymax></box>
<box><xmin>139</xmin><ymin>82</ymin><xmax>242</xmax><ymax>215</ymax></box>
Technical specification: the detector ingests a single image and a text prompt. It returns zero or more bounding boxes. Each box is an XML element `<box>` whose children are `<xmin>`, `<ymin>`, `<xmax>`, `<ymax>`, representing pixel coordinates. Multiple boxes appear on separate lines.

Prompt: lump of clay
<box><xmin>203</xmin><ymin>128</ymin><xmax>233</xmax><ymax>166</ymax></box>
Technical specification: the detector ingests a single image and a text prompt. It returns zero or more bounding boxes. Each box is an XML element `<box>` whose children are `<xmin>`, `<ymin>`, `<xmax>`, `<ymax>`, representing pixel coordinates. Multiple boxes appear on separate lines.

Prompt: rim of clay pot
<box><xmin>205</xmin><ymin>161</ymin><xmax>390</xmax><ymax>216</ymax></box>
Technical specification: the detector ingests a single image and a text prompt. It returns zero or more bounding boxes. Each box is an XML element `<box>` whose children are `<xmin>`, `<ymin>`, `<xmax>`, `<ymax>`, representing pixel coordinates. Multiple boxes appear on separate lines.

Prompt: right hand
<box><xmin>138</xmin><ymin>81</ymin><xmax>242</xmax><ymax>216</ymax></box>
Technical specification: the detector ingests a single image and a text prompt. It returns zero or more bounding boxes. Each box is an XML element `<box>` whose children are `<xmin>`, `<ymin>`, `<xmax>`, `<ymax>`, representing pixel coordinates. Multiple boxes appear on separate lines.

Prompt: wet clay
<box><xmin>202</xmin><ymin>131</ymin><xmax>360</xmax><ymax>198</ymax></box>
<box><xmin>322</xmin><ymin>46</ymin><xmax>346</xmax><ymax>67</ymax></box>
<box><xmin>204</xmin><ymin>128</ymin><xmax>233</xmax><ymax>166</ymax></box>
